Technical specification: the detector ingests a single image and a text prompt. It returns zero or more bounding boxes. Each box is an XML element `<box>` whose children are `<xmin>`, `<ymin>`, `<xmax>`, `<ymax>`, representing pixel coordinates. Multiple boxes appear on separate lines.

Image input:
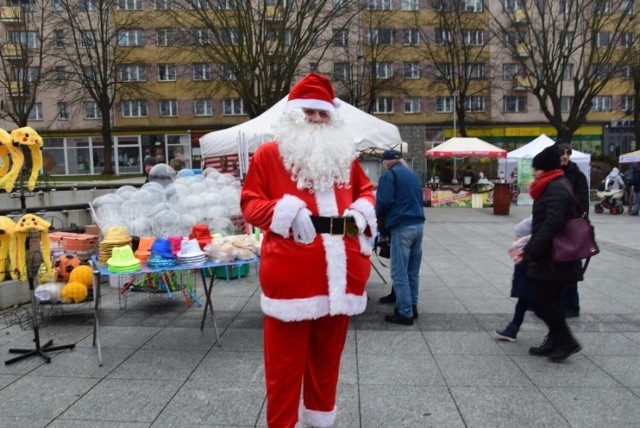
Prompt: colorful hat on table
<box><xmin>167</xmin><ymin>235</ymin><xmax>183</xmax><ymax>255</ymax></box>
<box><xmin>134</xmin><ymin>236</ymin><xmax>156</xmax><ymax>264</ymax></box>
<box><xmin>106</xmin><ymin>245</ymin><xmax>141</xmax><ymax>273</ymax></box>
<box><xmin>188</xmin><ymin>224</ymin><xmax>212</xmax><ymax>250</ymax></box>
<box><xmin>98</xmin><ymin>226</ymin><xmax>132</xmax><ymax>265</ymax></box>
<box><xmin>177</xmin><ymin>238</ymin><xmax>207</xmax><ymax>266</ymax></box>
<box><xmin>150</xmin><ymin>237</ymin><xmax>175</xmax><ymax>259</ymax></box>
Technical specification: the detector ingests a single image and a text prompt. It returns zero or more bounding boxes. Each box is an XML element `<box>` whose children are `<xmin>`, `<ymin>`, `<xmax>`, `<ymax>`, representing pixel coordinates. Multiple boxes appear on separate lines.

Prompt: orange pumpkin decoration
<box><xmin>69</xmin><ymin>265</ymin><xmax>93</xmax><ymax>288</ymax></box>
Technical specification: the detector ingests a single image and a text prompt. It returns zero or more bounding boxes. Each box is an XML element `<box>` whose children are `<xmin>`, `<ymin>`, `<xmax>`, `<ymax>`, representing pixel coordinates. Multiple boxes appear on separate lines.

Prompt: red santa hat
<box><xmin>286</xmin><ymin>73</ymin><xmax>341</xmax><ymax>112</ymax></box>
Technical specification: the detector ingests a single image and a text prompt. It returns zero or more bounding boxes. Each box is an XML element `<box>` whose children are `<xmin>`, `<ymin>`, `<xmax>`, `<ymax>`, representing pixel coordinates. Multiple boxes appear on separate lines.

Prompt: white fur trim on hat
<box><xmin>270</xmin><ymin>194</ymin><xmax>307</xmax><ymax>238</ymax></box>
<box><xmin>286</xmin><ymin>98</ymin><xmax>341</xmax><ymax>112</ymax></box>
<box><xmin>301</xmin><ymin>406</ymin><xmax>337</xmax><ymax>428</ymax></box>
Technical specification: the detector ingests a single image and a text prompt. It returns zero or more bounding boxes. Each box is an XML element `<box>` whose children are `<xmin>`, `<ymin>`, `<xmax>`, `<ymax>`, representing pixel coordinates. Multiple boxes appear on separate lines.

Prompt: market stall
<box><xmin>424</xmin><ymin>138</ymin><xmax>507</xmax><ymax>208</ymax></box>
<box><xmin>199</xmin><ymin>96</ymin><xmax>402</xmax><ymax>178</ymax></box>
<box><xmin>620</xmin><ymin>149</ymin><xmax>640</xmax><ymax>163</ymax></box>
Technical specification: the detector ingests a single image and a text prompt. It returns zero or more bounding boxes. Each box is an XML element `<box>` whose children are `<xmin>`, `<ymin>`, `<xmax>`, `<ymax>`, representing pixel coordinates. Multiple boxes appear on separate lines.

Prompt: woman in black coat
<box><xmin>521</xmin><ymin>146</ymin><xmax>583</xmax><ymax>362</ymax></box>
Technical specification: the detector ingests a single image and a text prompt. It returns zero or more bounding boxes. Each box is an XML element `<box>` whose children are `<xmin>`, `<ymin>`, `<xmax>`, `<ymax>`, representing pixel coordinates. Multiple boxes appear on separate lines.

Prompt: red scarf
<box><xmin>529</xmin><ymin>169</ymin><xmax>564</xmax><ymax>201</ymax></box>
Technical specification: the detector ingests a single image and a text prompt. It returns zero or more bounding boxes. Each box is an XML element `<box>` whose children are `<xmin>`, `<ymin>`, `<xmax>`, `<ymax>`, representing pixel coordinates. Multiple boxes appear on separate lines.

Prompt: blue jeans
<box><xmin>634</xmin><ymin>191</ymin><xmax>640</xmax><ymax>214</ymax></box>
<box><xmin>390</xmin><ymin>223</ymin><xmax>424</xmax><ymax>318</ymax></box>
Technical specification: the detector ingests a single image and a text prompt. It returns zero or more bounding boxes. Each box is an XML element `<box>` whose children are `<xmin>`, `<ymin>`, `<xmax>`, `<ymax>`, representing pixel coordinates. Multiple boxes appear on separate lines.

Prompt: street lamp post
<box><xmin>452</xmin><ymin>90</ymin><xmax>459</xmax><ymax>138</ymax></box>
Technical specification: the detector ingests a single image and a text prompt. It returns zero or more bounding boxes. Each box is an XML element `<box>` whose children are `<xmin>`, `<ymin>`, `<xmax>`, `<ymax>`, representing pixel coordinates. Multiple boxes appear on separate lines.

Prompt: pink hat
<box><xmin>286</xmin><ymin>73</ymin><xmax>341</xmax><ymax>112</ymax></box>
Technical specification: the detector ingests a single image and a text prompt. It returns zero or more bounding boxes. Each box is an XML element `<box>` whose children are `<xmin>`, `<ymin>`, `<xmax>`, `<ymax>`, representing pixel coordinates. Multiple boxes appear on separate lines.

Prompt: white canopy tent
<box><xmin>199</xmin><ymin>96</ymin><xmax>402</xmax><ymax>158</ymax></box>
<box><xmin>620</xmin><ymin>149</ymin><xmax>640</xmax><ymax>164</ymax></box>
<box><xmin>498</xmin><ymin>134</ymin><xmax>591</xmax><ymax>184</ymax></box>
<box><xmin>424</xmin><ymin>137</ymin><xmax>507</xmax><ymax>159</ymax></box>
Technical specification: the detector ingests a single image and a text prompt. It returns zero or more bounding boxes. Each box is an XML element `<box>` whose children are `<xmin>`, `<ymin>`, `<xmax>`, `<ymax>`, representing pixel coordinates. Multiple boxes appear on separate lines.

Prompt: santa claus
<box><xmin>240</xmin><ymin>73</ymin><xmax>376</xmax><ymax>427</ymax></box>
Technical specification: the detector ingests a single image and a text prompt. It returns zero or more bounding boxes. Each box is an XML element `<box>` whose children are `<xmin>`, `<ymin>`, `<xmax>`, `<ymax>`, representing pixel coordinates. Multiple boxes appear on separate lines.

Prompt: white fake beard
<box><xmin>275</xmin><ymin>109</ymin><xmax>356</xmax><ymax>192</ymax></box>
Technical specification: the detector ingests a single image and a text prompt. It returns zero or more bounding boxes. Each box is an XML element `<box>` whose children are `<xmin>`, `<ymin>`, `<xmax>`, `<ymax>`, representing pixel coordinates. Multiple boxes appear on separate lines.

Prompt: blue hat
<box><xmin>150</xmin><ymin>238</ymin><xmax>175</xmax><ymax>259</ymax></box>
<box><xmin>381</xmin><ymin>149</ymin><xmax>402</xmax><ymax>161</ymax></box>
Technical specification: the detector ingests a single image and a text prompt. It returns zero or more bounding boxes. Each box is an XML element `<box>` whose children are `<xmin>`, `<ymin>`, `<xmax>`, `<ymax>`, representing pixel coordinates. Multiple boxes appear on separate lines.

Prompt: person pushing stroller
<box><xmin>595</xmin><ymin>167</ymin><xmax>626</xmax><ymax>214</ymax></box>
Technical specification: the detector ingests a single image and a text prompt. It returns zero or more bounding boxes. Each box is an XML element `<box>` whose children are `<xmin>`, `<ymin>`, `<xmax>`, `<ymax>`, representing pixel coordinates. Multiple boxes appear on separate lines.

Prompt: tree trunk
<box><xmin>101</xmin><ymin>117</ymin><xmax>114</xmax><ymax>175</ymax></box>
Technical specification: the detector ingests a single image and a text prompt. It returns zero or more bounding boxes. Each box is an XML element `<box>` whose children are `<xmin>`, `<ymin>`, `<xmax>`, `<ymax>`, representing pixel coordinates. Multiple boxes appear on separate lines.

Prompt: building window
<box><xmin>192</xmin><ymin>28</ymin><xmax>210</xmax><ymax>45</ymax></box>
<box><xmin>193</xmin><ymin>63</ymin><xmax>212</xmax><ymax>81</ymax></box>
<box><xmin>28</xmin><ymin>103</ymin><xmax>43</xmax><ymax>121</ymax></box>
<box><xmin>56</xmin><ymin>66</ymin><xmax>67</xmax><ymax>83</ymax></box>
<box><xmin>373</xmin><ymin>97</ymin><xmax>394</xmax><ymax>114</ymax></box>
<box><xmin>463</xmin><ymin>0</ymin><xmax>483</xmax><ymax>12</ymax></box>
<box><xmin>119</xmin><ymin>64</ymin><xmax>146</xmax><ymax>82</ymax></box>
<box><xmin>13</xmin><ymin>67</ymin><xmax>40</xmax><ymax>83</ymax></box>
<box><xmin>220</xmin><ymin>28</ymin><xmax>242</xmax><ymax>46</ymax></box>
<box><xmin>189</xmin><ymin>0</ymin><xmax>209</xmax><ymax>9</ymax></box>
<box><xmin>621</xmin><ymin>95</ymin><xmax>634</xmax><ymax>113</ymax></box>
<box><xmin>221</xmin><ymin>64</ymin><xmax>237</xmax><ymax>80</ymax></box>
<box><xmin>561</xmin><ymin>96</ymin><xmax>573</xmax><ymax>112</ymax></box>
<box><xmin>435</xmin><ymin>29</ymin><xmax>452</xmax><ymax>45</ymax></box>
<box><xmin>333</xmin><ymin>62</ymin><xmax>350</xmax><ymax>81</ymax></box>
<box><xmin>622</xmin><ymin>0</ymin><xmax>636</xmax><ymax>13</ymax></box>
<box><xmin>502</xmin><ymin>63</ymin><xmax>525</xmax><ymax>80</ymax></box>
<box><xmin>465</xmin><ymin>63</ymin><xmax>484</xmax><ymax>79</ymax></box>
<box><xmin>157</xmin><ymin>28</ymin><xmax>175</xmax><ymax>46</ymax></box>
<box><xmin>595</xmin><ymin>31</ymin><xmax>610</xmax><ymax>48</ymax></box>
<box><xmin>223</xmin><ymin>98</ymin><xmax>245</xmax><ymax>115</ymax></box>
<box><xmin>463</xmin><ymin>30</ymin><xmax>484</xmax><ymax>46</ymax></box>
<box><xmin>220</xmin><ymin>0</ymin><xmax>239</xmax><ymax>9</ymax></box>
<box><xmin>79</xmin><ymin>0</ymin><xmax>97</xmax><ymax>12</ymax></box>
<box><xmin>403</xmin><ymin>29</ymin><xmax>419</xmax><ymax>46</ymax></box>
<box><xmin>590</xmin><ymin>63</ymin><xmax>610</xmax><ymax>80</ymax></box>
<box><xmin>621</xmin><ymin>32</ymin><xmax>636</xmax><ymax>48</ymax></box>
<box><xmin>401</xmin><ymin>0</ymin><xmax>418</xmax><ymax>10</ymax></box>
<box><xmin>9</xmin><ymin>31</ymin><xmax>39</xmax><ymax>49</ymax></box>
<box><xmin>374</xmin><ymin>62</ymin><xmax>394</xmax><ymax>79</ymax></box>
<box><xmin>436</xmin><ymin>96</ymin><xmax>453</xmax><ymax>113</ymax></box>
<box><xmin>84</xmin><ymin>102</ymin><xmax>102</xmax><ymax>119</ymax></box>
<box><xmin>503</xmin><ymin>96</ymin><xmax>527</xmax><ymax>113</ymax></box>
<box><xmin>194</xmin><ymin>99</ymin><xmax>213</xmax><ymax>116</ymax></box>
<box><xmin>118</xmin><ymin>0</ymin><xmax>142</xmax><ymax>10</ymax></box>
<box><xmin>54</xmin><ymin>30</ymin><xmax>64</xmax><ymax>48</ymax></box>
<box><xmin>333</xmin><ymin>29</ymin><xmax>348</xmax><ymax>46</ymax></box>
<box><xmin>58</xmin><ymin>102</ymin><xmax>69</xmax><ymax>120</ymax></box>
<box><xmin>595</xmin><ymin>0</ymin><xmax>611</xmax><ymax>14</ymax></box>
<box><xmin>81</xmin><ymin>30</ymin><xmax>96</xmax><ymax>48</ymax></box>
<box><xmin>155</xmin><ymin>0</ymin><xmax>172</xmax><ymax>10</ymax></box>
<box><xmin>159</xmin><ymin>99</ymin><xmax>178</xmax><ymax>117</ymax></box>
<box><xmin>122</xmin><ymin>100</ymin><xmax>148</xmax><ymax>117</ymax></box>
<box><xmin>403</xmin><ymin>62</ymin><xmax>420</xmax><ymax>79</ymax></box>
<box><xmin>158</xmin><ymin>64</ymin><xmax>176</xmax><ymax>81</ymax></box>
<box><xmin>53</xmin><ymin>0</ymin><xmax>64</xmax><ymax>12</ymax></box>
<box><xmin>404</xmin><ymin>97</ymin><xmax>420</xmax><ymax>114</ymax></box>
<box><xmin>368</xmin><ymin>28</ymin><xmax>393</xmax><ymax>45</ymax></box>
<box><xmin>591</xmin><ymin>96</ymin><xmax>612</xmax><ymax>112</ymax></box>
<box><xmin>118</xmin><ymin>29</ymin><xmax>145</xmax><ymax>47</ymax></box>
<box><xmin>620</xmin><ymin>65</ymin><xmax>632</xmax><ymax>79</ymax></box>
<box><xmin>309</xmin><ymin>62</ymin><xmax>318</xmax><ymax>73</ymax></box>
<box><xmin>562</xmin><ymin>64</ymin><xmax>574</xmax><ymax>80</ymax></box>
<box><xmin>368</xmin><ymin>0</ymin><xmax>391</xmax><ymax>10</ymax></box>
<box><xmin>464</xmin><ymin>95</ymin><xmax>484</xmax><ymax>112</ymax></box>
<box><xmin>434</xmin><ymin>63</ymin><xmax>452</xmax><ymax>80</ymax></box>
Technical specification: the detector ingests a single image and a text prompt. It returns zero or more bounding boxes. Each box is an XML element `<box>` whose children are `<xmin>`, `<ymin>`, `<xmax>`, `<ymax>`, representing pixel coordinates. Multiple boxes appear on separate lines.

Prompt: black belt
<box><xmin>310</xmin><ymin>216</ymin><xmax>359</xmax><ymax>237</ymax></box>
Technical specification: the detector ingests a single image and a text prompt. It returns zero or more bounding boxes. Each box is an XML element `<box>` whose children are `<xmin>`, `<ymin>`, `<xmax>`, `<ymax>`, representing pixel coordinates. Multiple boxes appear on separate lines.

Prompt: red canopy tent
<box><xmin>425</xmin><ymin>137</ymin><xmax>507</xmax><ymax>159</ymax></box>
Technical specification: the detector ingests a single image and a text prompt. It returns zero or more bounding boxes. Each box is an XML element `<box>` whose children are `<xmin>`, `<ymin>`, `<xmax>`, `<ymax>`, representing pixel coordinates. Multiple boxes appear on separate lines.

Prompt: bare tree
<box><xmin>169</xmin><ymin>0</ymin><xmax>363</xmax><ymax>118</ymax></box>
<box><xmin>0</xmin><ymin>0</ymin><xmax>54</xmax><ymax>127</ymax></box>
<box><xmin>490</xmin><ymin>0</ymin><xmax>638</xmax><ymax>145</ymax></box>
<box><xmin>330</xmin><ymin>8</ymin><xmax>409</xmax><ymax>113</ymax></box>
<box><xmin>415</xmin><ymin>0</ymin><xmax>494</xmax><ymax>137</ymax></box>
<box><xmin>48</xmin><ymin>0</ymin><xmax>147</xmax><ymax>174</ymax></box>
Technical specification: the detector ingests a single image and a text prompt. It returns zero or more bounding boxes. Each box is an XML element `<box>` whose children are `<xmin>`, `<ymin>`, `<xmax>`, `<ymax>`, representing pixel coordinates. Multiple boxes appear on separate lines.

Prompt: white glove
<box><xmin>344</xmin><ymin>209</ymin><xmax>367</xmax><ymax>234</ymax></box>
<box><xmin>291</xmin><ymin>208</ymin><xmax>316</xmax><ymax>244</ymax></box>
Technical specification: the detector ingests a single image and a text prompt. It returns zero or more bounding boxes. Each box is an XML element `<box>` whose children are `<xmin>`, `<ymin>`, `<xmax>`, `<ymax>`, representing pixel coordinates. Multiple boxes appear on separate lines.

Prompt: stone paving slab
<box><xmin>0</xmin><ymin>205</ymin><xmax>639</xmax><ymax>426</ymax></box>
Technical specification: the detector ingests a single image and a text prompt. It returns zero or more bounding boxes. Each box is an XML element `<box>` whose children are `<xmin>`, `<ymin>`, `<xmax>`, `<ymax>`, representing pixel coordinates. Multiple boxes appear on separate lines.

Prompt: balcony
<box><xmin>515</xmin><ymin>43</ymin><xmax>529</xmax><ymax>58</ymax></box>
<box><xmin>0</xmin><ymin>7</ymin><xmax>22</xmax><ymax>23</ymax></box>
<box><xmin>512</xmin><ymin>75</ymin><xmax>531</xmax><ymax>91</ymax></box>
<box><xmin>1</xmin><ymin>43</ymin><xmax>25</xmax><ymax>60</ymax></box>
<box><xmin>513</xmin><ymin>9</ymin><xmax>528</xmax><ymax>24</ymax></box>
<box><xmin>7</xmin><ymin>81</ymin><xmax>28</xmax><ymax>97</ymax></box>
<box><xmin>264</xmin><ymin>5</ymin><xmax>282</xmax><ymax>21</ymax></box>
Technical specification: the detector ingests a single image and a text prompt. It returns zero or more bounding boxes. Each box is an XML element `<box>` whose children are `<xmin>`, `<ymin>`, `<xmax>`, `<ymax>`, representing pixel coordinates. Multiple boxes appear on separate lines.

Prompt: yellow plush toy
<box><xmin>13</xmin><ymin>213</ymin><xmax>53</xmax><ymax>282</ymax></box>
<box><xmin>11</xmin><ymin>126</ymin><xmax>43</xmax><ymax>191</ymax></box>
<box><xmin>0</xmin><ymin>216</ymin><xmax>18</xmax><ymax>281</ymax></box>
<box><xmin>61</xmin><ymin>281</ymin><xmax>88</xmax><ymax>303</ymax></box>
<box><xmin>0</xmin><ymin>128</ymin><xmax>10</xmax><ymax>178</ymax></box>
<box><xmin>69</xmin><ymin>265</ymin><xmax>94</xmax><ymax>288</ymax></box>
<box><xmin>0</xmin><ymin>128</ymin><xmax>24</xmax><ymax>193</ymax></box>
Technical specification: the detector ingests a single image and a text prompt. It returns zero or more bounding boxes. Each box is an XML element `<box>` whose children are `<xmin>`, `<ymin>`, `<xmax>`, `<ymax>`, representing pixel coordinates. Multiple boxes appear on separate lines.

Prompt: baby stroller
<box><xmin>594</xmin><ymin>177</ymin><xmax>625</xmax><ymax>214</ymax></box>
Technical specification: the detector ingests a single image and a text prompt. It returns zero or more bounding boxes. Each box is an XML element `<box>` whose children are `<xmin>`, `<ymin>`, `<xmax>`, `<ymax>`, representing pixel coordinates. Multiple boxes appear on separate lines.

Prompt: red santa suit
<box><xmin>241</xmin><ymin>140</ymin><xmax>376</xmax><ymax>427</ymax></box>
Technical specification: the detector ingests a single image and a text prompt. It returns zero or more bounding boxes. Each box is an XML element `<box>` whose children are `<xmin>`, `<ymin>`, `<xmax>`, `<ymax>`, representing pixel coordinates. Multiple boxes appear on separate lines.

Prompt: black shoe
<box><xmin>385</xmin><ymin>312</ymin><xmax>413</xmax><ymax>326</ymax></box>
<box><xmin>412</xmin><ymin>305</ymin><xmax>418</xmax><ymax>319</ymax></box>
<box><xmin>548</xmin><ymin>340</ymin><xmax>582</xmax><ymax>362</ymax></box>
<box><xmin>565</xmin><ymin>310</ymin><xmax>580</xmax><ymax>318</ymax></box>
<box><xmin>529</xmin><ymin>335</ymin><xmax>557</xmax><ymax>356</ymax></box>
<box><xmin>379</xmin><ymin>291</ymin><xmax>396</xmax><ymax>304</ymax></box>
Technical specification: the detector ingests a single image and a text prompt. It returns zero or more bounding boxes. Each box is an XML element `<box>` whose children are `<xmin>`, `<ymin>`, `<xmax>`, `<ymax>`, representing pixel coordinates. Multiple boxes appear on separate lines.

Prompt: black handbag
<box><xmin>374</xmin><ymin>233</ymin><xmax>391</xmax><ymax>259</ymax></box>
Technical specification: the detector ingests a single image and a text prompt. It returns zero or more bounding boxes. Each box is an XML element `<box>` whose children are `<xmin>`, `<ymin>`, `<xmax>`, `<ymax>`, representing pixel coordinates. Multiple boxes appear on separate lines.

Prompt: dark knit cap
<box><xmin>143</xmin><ymin>156</ymin><xmax>158</xmax><ymax>166</ymax></box>
<box><xmin>532</xmin><ymin>146</ymin><xmax>561</xmax><ymax>171</ymax></box>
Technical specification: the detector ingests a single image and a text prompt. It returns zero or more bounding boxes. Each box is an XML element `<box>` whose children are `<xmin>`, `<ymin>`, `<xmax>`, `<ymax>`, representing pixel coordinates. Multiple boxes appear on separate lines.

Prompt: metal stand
<box><xmin>5</xmin><ymin>169</ymin><xmax>76</xmax><ymax>365</ymax></box>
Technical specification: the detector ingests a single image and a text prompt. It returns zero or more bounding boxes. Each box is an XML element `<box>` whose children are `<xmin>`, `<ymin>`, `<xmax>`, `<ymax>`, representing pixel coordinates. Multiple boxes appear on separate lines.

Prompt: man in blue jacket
<box><xmin>376</xmin><ymin>150</ymin><xmax>425</xmax><ymax>325</ymax></box>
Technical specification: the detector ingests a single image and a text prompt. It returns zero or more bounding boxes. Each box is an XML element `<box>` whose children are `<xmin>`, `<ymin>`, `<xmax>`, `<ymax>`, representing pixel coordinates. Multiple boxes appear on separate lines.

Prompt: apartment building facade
<box><xmin>0</xmin><ymin>0</ymin><xmax>636</xmax><ymax>179</ymax></box>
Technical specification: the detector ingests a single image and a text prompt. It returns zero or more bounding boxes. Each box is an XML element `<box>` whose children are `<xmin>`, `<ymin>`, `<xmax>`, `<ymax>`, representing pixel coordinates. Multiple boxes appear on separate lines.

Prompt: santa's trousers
<box><xmin>264</xmin><ymin>314</ymin><xmax>350</xmax><ymax>428</ymax></box>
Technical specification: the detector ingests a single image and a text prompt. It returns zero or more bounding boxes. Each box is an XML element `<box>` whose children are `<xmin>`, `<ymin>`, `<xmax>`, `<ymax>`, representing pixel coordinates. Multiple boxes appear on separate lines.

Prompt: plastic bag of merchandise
<box><xmin>34</xmin><ymin>282</ymin><xmax>65</xmax><ymax>304</ymax></box>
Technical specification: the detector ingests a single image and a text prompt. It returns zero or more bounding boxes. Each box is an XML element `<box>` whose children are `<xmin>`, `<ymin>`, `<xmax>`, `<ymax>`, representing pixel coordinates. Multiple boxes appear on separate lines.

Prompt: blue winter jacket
<box><xmin>375</xmin><ymin>163</ymin><xmax>425</xmax><ymax>232</ymax></box>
